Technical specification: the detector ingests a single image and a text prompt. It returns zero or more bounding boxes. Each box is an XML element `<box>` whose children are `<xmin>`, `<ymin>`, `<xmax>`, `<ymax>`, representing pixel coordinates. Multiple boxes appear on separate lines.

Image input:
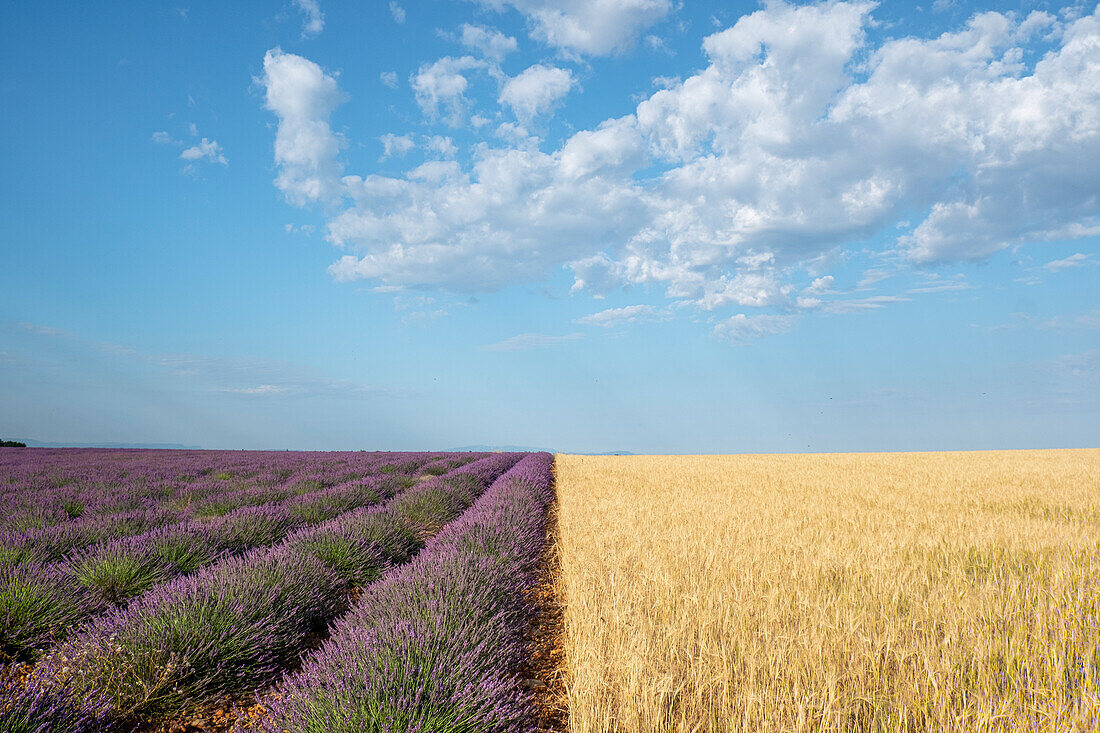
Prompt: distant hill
<box><xmin>17</xmin><ymin>439</ymin><xmax>202</xmax><ymax>450</ymax></box>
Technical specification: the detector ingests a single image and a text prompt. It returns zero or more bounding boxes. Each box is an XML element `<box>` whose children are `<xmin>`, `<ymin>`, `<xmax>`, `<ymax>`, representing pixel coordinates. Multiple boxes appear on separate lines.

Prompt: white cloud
<box><xmin>294</xmin><ymin>0</ymin><xmax>324</xmax><ymax>38</ymax></box>
<box><xmin>393</xmin><ymin>294</ymin><xmax>450</xmax><ymax>323</ymax></box>
<box><xmin>17</xmin><ymin>322</ymin><xmax>70</xmax><ymax>337</ymax></box>
<box><xmin>180</xmin><ymin>138</ymin><xmax>227</xmax><ymax>166</ymax></box>
<box><xmin>468</xmin><ymin>0</ymin><xmax>674</xmax><ymax>56</ymax></box>
<box><xmin>258</xmin><ymin>48</ymin><xmax>346</xmax><ymax>207</ymax></box>
<box><xmin>379</xmin><ymin>71</ymin><xmax>399</xmax><ymax>88</ymax></box>
<box><xmin>805</xmin><ymin>275</ymin><xmax>835</xmax><ymax>294</ymax></box>
<box><xmin>155</xmin><ymin>128</ymin><xmax>226</xmax><ymax>170</ymax></box>
<box><xmin>426</xmin><ymin>135</ymin><xmax>458</xmax><ymax>158</ymax></box>
<box><xmin>460</xmin><ymin>23</ymin><xmax>518</xmax><ymax>62</ymax></box>
<box><xmin>262</xmin><ymin>4</ymin><xmax>1100</xmax><ymax>334</ymax></box>
<box><xmin>1044</xmin><ymin>253</ymin><xmax>1091</xmax><ymax>270</ymax></box>
<box><xmin>713</xmin><ymin>314</ymin><xmax>796</xmax><ymax>343</ymax></box>
<box><xmin>576</xmin><ymin>304</ymin><xmax>670</xmax><ymax>327</ymax></box>
<box><xmin>905</xmin><ymin>275</ymin><xmax>973</xmax><ymax>293</ymax></box>
<box><xmin>645</xmin><ymin>34</ymin><xmax>671</xmax><ymax>54</ymax></box>
<box><xmin>481</xmin><ymin>332</ymin><xmax>583</xmax><ymax>351</ymax></box>
<box><xmin>411</xmin><ymin>56</ymin><xmax>486</xmax><ymax>126</ymax></box>
<box><xmin>1039</xmin><ymin>308</ymin><xmax>1100</xmax><ymax>330</ymax></box>
<box><xmin>389</xmin><ymin>1</ymin><xmax>406</xmax><ymax>23</ymax></box>
<box><xmin>857</xmin><ymin>268</ymin><xmax>892</xmax><ymax>288</ymax></box>
<box><xmin>499</xmin><ymin>64</ymin><xmax>575</xmax><ymax>121</ymax></box>
<box><xmin>696</xmin><ymin>271</ymin><xmax>789</xmax><ymax>310</ymax></box>
<box><xmin>379</xmin><ymin>133</ymin><xmax>415</xmax><ymax>159</ymax></box>
<box><xmin>224</xmin><ymin>384</ymin><xmax>295</xmax><ymax>396</ymax></box>
<box><xmin>815</xmin><ymin>295</ymin><xmax>910</xmax><ymax>314</ymax></box>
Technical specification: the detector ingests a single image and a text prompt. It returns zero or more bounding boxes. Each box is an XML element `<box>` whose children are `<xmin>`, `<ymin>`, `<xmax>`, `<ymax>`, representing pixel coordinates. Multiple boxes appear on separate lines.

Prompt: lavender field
<box><xmin>0</xmin><ymin>448</ymin><xmax>555</xmax><ymax>732</ymax></box>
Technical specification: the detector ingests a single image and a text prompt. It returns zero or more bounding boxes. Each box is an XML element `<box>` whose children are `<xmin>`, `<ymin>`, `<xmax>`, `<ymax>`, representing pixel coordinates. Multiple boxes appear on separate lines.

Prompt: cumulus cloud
<box><xmin>426</xmin><ymin>135</ymin><xmax>458</xmax><ymax>157</ymax></box>
<box><xmin>258</xmin><ymin>48</ymin><xmax>346</xmax><ymax>206</ymax></box>
<box><xmin>499</xmin><ymin>64</ymin><xmax>575</xmax><ymax>121</ymax></box>
<box><xmin>154</xmin><ymin>128</ymin><xmax>226</xmax><ymax>170</ymax></box>
<box><xmin>467</xmin><ymin>0</ymin><xmax>674</xmax><ymax>56</ymax></box>
<box><xmin>460</xmin><ymin>23</ymin><xmax>518</xmax><ymax>62</ymax></box>
<box><xmin>576</xmin><ymin>304</ymin><xmax>671</xmax><ymax>327</ymax></box>
<box><xmin>379</xmin><ymin>133</ymin><xmax>415</xmax><ymax>159</ymax></box>
<box><xmin>481</xmin><ymin>332</ymin><xmax>583</xmax><ymax>351</ymax></box>
<box><xmin>263</xmin><ymin>3</ymin><xmax>1100</xmax><ymax>333</ymax></box>
<box><xmin>294</xmin><ymin>0</ymin><xmax>324</xmax><ymax>37</ymax></box>
<box><xmin>180</xmin><ymin>138</ymin><xmax>227</xmax><ymax>166</ymax></box>
<box><xmin>411</xmin><ymin>56</ymin><xmax>486</xmax><ymax>126</ymax></box>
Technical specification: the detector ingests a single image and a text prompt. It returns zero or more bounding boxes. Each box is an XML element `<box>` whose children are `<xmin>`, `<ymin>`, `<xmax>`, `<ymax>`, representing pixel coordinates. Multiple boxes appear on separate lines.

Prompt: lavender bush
<box><xmin>0</xmin><ymin>564</ymin><xmax>106</xmax><ymax>663</ymax></box>
<box><xmin>254</xmin><ymin>452</ymin><xmax>553</xmax><ymax>733</ymax></box>
<box><xmin>23</xmin><ymin>453</ymin><xmax>521</xmax><ymax>724</ymax></box>
<box><xmin>0</xmin><ymin>453</ymin><xmax>476</xmax><ymax>663</ymax></box>
<box><xmin>0</xmin><ymin>671</ymin><xmax>110</xmax><ymax>733</ymax></box>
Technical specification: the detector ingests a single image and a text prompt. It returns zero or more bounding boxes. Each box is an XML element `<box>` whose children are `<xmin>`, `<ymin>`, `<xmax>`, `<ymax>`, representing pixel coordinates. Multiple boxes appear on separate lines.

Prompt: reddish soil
<box><xmin>520</xmin><ymin>499</ymin><xmax>570</xmax><ymax>732</ymax></box>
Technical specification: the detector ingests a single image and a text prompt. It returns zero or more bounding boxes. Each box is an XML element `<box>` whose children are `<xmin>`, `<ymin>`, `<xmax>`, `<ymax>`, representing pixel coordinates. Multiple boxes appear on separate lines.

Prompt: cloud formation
<box><xmin>467</xmin><ymin>0</ymin><xmax>674</xmax><ymax>56</ymax></box>
<box><xmin>410</xmin><ymin>56</ymin><xmax>487</xmax><ymax>126</ymax></box>
<box><xmin>576</xmin><ymin>305</ymin><xmax>671</xmax><ymax>327</ymax></box>
<box><xmin>262</xmin><ymin>2</ymin><xmax>1100</xmax><ymax>337</ymax></box>
<box><xmin>460</xmin><ymin>23</ymin><xmax>518</xmax><ymax>62</ymax></box>
<box><xmin>481</xmin><ymin>332</ymin><xmax>583</xmax><ymax>351</ymax></box>
<box><xmin>713</xmin><ymin>314</ymin><xmax>797</xmax><ymax>344</ymax></box>
<box><xmin>1044</xmin><ymin>253</ymin><xmax>1092</xmax><ymax>270</ymax></box>
<box><xmin>152</xmin><ymin>129</ymin><xmax>227</xmax><ymax>171</ymax></box>
<box><xmin>499</xmin><ymin>64</ymin><xmax>575</xmax><ymax>121</ymax></box>
<box><xmin>294</xmin><ymin>0</ymin><xmax>324</xmax><ymax>38</ymax></box>
<box><xmin>180</xmin><ymin>138</ymin><xmax>227</xmax><ymax>166</ymax></box>
<box><xmin>259</xmin><ymin>48</ymin><xmax>346</xmax><ymax>206</ymax></box>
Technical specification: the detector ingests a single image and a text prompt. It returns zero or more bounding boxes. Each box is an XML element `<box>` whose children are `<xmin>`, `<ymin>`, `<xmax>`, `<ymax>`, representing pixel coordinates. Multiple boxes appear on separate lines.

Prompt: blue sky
<box><xmin>1</xmin><ymin>0</ymin><xmax>1097</xmax><ymax>452</ymax></box>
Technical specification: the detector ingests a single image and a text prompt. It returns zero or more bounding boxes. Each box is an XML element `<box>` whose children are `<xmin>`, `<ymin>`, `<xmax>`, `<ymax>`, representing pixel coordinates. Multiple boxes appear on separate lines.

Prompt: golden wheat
<box><xmin>555</xmin><ymin>450</ymin><xmax>1100</xmax><ymax>733</ymax></box>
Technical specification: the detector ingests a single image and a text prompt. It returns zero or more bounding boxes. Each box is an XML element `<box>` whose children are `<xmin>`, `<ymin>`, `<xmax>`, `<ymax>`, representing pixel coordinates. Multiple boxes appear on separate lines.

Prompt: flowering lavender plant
<box><xmin>21</xmin><ymin>452</ymin><xmax>520</xmax><ymax>725</ymax></box>
<box><xmin>255</xmin><ymin>453</ymin><xmax>553</xmax><ymax>733</ymax></box>
<box><xmin>0</xmin><ymin>670</ymin><xmax>111</xmax><ymax>733</ymax></box>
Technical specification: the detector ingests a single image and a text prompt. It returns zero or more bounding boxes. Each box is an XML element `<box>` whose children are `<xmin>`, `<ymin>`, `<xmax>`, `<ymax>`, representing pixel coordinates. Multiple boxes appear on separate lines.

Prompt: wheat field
<box><xmin>555</xmin><ymin>450</ymin><xmax>1100</xmax><ymax>733</ymax></box>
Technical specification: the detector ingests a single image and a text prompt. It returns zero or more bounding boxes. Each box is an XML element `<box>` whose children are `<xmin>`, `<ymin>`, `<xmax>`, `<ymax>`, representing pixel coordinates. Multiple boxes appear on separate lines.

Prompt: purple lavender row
<box><xmin>0</xmin><ymin>452</ymin><xmax>460</xmax><ymax>567</ymax></box>
<box><xmin>1</xmin><ymin>479</ymin><xmax>380</xmax><ymax>663</ymax></box>
<box><xmin>0</xmin><ymin>448</ymin><xmax>438</xmax><ymax>497</ymax></box>
<box><xmin>11</xmin><ymin>453</ymin><xmax>525</xmax><ymax>728</ymax></box>
<box><xmin>0</xmin><ymin>449</ymin><xmax>456</xmax><ymax>528</ymax></box>
<box><xmin>254</xmin><ymin>452</ymin><xmax>554</xmax><ymax>733</ymax></box>
<box><xmin>0</xmin><ymin>451</ymin><xmax>452</xmax><ymax>532</ymax></box>
<box><xmin>0</xmin><ymin>455</ymin><xmax>351</xmax><ymax>531</ymax></box>
<box><xmin>0</xmin><ymin>457</ymin><xmax>472</xmax><ymax>662</ymax></box>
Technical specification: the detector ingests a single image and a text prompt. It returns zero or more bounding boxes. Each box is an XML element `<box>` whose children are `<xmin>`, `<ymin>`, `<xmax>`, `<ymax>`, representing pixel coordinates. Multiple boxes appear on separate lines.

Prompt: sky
<box><xmin>0</xmin><ymin>0</ymin><xmax>1097</xmax><ymax>453</ymax></box>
